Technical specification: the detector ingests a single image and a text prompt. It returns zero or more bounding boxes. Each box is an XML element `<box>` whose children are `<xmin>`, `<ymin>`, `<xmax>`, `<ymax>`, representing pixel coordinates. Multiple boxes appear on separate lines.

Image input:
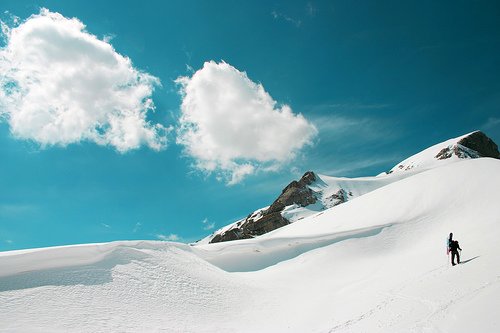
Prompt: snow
<box><xmin>388</xmin><ymin>131</ymin><xmax>478</xmax><ymax>174</ymax></box>
<box><xmin>1</xmin><ymin>157</ymin><xmax>500</xmax><ymax>332</ymax></box>
<box><xmin>0</xmin><ymin>241</ymin><xmax>256</xmax><ymax>332</ymax></box>
<box><xmin>202</xmin><ymin>168</ymin><xmax>417</xmax><ymax>244</ymax></box>
<box><xmin>280</xmin><ymin>170</ymin><xmax>420</xmax><ymax>222</ymax></box>
<box><xmin>202</xmin><ymin>130</ymin><xmax>465</xmax><ymax>245</ymax></box>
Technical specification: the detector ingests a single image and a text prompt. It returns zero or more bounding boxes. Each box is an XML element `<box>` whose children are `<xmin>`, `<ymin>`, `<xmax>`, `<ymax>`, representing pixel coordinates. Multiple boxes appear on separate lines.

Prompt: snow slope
<box><xmin>281</xmin><ymin>171</ymin><xmax>416</xmax><ymax>221</ymax></box>
<box><xmin>202</xmin><ymin>132</ymin><xmax>487</xmax><ymax>245</ymax></box>
<box><xmin>388</xmin><ymin>131</ymin><xmax>479</xmax><ymax>174</ymax></box>
<box><xmin>199</xmin><ymin>171</ymin><xmax>416</xmax><ymax>245</ymax></box>
<box><xmin>0</xmin><ymin>241</ymin><xmax>257</xmax><ymax>332</ymax></box>
<box><xmin>1</xmin><ymin>158</ymin><xmax>499</xmax><ymax>332</ymax></box>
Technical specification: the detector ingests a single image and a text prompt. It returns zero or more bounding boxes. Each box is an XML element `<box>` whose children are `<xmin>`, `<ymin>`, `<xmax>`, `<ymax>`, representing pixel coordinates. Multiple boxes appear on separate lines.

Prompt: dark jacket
<box><xmin>450</xmin><ymin>240</ymin><xmax>462</xmax><ymax>252</ymax></box>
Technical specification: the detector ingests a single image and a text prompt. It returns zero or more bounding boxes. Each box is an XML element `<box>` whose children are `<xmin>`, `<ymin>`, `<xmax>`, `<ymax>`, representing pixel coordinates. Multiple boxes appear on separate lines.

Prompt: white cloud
<box><xmin>176</xmin><ymin>61</ymin><xmax>317</xmax><ymax>184</ymax></box>
<box><xmin>157</xmin><ymin>233</ymin><xmax>180</xmax><ymax>242</ymax></box>
<box><xmin>0</xmin><ymin>9</ymin><xmax>167</xmax><ymax>152</ymax></box>
<box><xmin>202</xmin><ymin>218</ymin><xmax>215</xmax><ymax>231</ymax></box>
<box><xmin>101</xmin><ymin>223</ymin><xmax>111</xmax><ymax>229</ymax></box>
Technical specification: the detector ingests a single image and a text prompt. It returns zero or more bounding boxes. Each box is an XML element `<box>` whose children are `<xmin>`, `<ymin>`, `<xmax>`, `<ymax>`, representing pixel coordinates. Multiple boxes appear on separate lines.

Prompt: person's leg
<box><xmin>457</xmin><ymin>251</ymin><xmax>460</xmax><ymax>264</ymax></box>
<box><xmin>451</xmin><ymin>251</ymin><xmax>456</xmax><ymax>265</ymax></box>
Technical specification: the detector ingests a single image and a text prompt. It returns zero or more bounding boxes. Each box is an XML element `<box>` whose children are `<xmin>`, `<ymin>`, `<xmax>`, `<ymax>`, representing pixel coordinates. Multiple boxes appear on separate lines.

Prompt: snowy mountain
<box><xmin>201</xmin><ymin>170</ymin><xmax>412</xmax><ymax>244</ymax></box>
<box><xmin>388</xmin><ymin>130</ymin><xmax>499</xmax><ymax>174</ymax></box>
<box><xmin>203</xmin><ymin>130</ymin><xmax>499</xmax><ymax>244</ymax></box>
<box><xmin>1</xmin><ymin>131</ymin><xmax>500</xmax><ymax>332</ymax></box>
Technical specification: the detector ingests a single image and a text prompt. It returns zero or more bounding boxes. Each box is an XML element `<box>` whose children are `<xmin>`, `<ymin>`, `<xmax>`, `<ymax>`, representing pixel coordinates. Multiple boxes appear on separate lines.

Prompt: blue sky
<box><xmin>1</xmin><ymin>0</ymin><xmax>499</xmax><ymax>251</ymax></box>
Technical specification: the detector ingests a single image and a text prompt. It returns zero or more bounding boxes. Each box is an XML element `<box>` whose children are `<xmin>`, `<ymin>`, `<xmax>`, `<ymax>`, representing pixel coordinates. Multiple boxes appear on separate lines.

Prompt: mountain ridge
<box><xmin>205</xmin><ymin>130</ymin><xmax>499</xmax><ymax>244</ymax></box>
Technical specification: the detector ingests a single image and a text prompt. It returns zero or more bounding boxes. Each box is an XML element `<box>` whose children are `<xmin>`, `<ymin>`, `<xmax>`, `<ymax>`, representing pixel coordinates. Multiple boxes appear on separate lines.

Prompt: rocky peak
<box><xmin>209</xmin><ymin>171</ymin><xmax>318</xmax><ymax>244</ymax></box>
<box><xmin>299</xmin><ymin>171</ymin><xmax>317</xmax><ymax>186</ymax></box>
<box><xmin>435</xmin><ymin>131</ymin><xmax>500</xmax><ymax>160</ymax></box>
<box><xmin>390</xmin><ymin>130</ymin><xmax>499</xmax><ymax>175</ymax></box>
<box><xmin>267</xmin><ymin>171</ymin><xmax>318</xmax><ymax>214</ymax></box>
<box><xmin>456</xmin><ymin>131</ymin><xmax>500</xmax><ymax>159</ymax></box>
<box><xmin>435</xmin><ymin>145</ymin><xmax>479</xmax><ymax>160</ymax></box>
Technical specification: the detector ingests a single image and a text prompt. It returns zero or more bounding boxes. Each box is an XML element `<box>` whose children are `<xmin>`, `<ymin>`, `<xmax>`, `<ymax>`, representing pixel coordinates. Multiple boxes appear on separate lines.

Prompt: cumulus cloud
<box><xmin>176</xmin><ymin>61</ymin><xmax>317</xmax><ymax>184</ymax></box>
<box><xmin>0</xmin><ymin>9</ymin><xmax>167</xmax><ymax>152</ymax></box>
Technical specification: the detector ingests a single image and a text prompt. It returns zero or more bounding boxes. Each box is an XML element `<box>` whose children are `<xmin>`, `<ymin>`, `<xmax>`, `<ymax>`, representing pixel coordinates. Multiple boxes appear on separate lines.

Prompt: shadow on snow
<box><xmin>460</xmin><ymin>256</ymin><xmax>480</xmax><ymax>265</ymax></box>
<box><xmin>0</xmin><ymin>247</ymin><xmax>150</xmax><ymax>292</ymax></box>
<box><xmin>203</xmin><ymin>223</ymin><xmax>394</xmax><ymax>272</ymax></box>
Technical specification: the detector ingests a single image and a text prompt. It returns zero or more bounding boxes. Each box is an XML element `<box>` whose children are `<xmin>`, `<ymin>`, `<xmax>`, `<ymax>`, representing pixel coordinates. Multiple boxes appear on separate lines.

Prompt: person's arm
<box><xmin>458</xmin><ymin>242</ymin><xmax>462</xmax><ymax>251</ymax></box>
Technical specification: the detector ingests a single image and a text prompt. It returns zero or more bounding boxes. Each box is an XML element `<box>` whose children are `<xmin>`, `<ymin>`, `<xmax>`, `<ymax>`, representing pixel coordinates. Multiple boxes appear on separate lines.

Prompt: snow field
<box><xmin>0</xmin><ymin>158</ymin><xmax>499</xmax><ymax>332</ymax></box>
<box><xmin>0</xmin><ymin>243</ymin><xmax>257</xmax><ymax>332</ymax></box>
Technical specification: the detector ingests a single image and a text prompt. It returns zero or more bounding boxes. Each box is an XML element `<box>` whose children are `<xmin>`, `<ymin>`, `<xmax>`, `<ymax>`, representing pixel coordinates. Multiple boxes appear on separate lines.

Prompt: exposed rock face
<box><xmin>457</xmin><ymin>131</ymin><xmax>500</xmax><ymax>159</ymax></box>
<box><xmin>209</xmin><ymin>171</ymin><xmax>318</xmax><ymax>244</ymax></box>
<box><xmin>324</xmin><ymin>189</ymin><xmax>349</xmax><ymax>208</ymax></box>
<box><xmin>240</xmin><ymin>212</ymin><xmax>289</xmax><ymax>236</ymax></box>
<box><xmin>210</xmin><ymin>229</ymin><xmax>243</xmax><ymax>243</ymax></box>
<box><xmin>267</xmin><ymin>171</ymin><xmax>317</xmax><ymax>213</ymax></box>
<box><xmin>435</xmin><ymin>131</ymin><xmax>500</xmax><ymax>160</ymax></box>
<box><xmin>435</xmin><ymin>145</ymin><xmax>479</xmax><ymax>160</ymax></box>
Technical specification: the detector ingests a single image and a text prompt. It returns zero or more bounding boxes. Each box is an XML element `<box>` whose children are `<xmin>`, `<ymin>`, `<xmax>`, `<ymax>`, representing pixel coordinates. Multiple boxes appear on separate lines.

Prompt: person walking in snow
<box><xmin>449</xmin><ymin>235</ymin><xmax>462</xmax><ymax>266</ymax></box>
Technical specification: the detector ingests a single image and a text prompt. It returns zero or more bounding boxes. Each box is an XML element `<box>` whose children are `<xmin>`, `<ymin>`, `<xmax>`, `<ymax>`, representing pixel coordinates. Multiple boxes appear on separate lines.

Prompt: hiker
<box><xmin>449</xmin><ymin>234</ymin><xmax>462</xmax><ymax>266</ymax></box>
